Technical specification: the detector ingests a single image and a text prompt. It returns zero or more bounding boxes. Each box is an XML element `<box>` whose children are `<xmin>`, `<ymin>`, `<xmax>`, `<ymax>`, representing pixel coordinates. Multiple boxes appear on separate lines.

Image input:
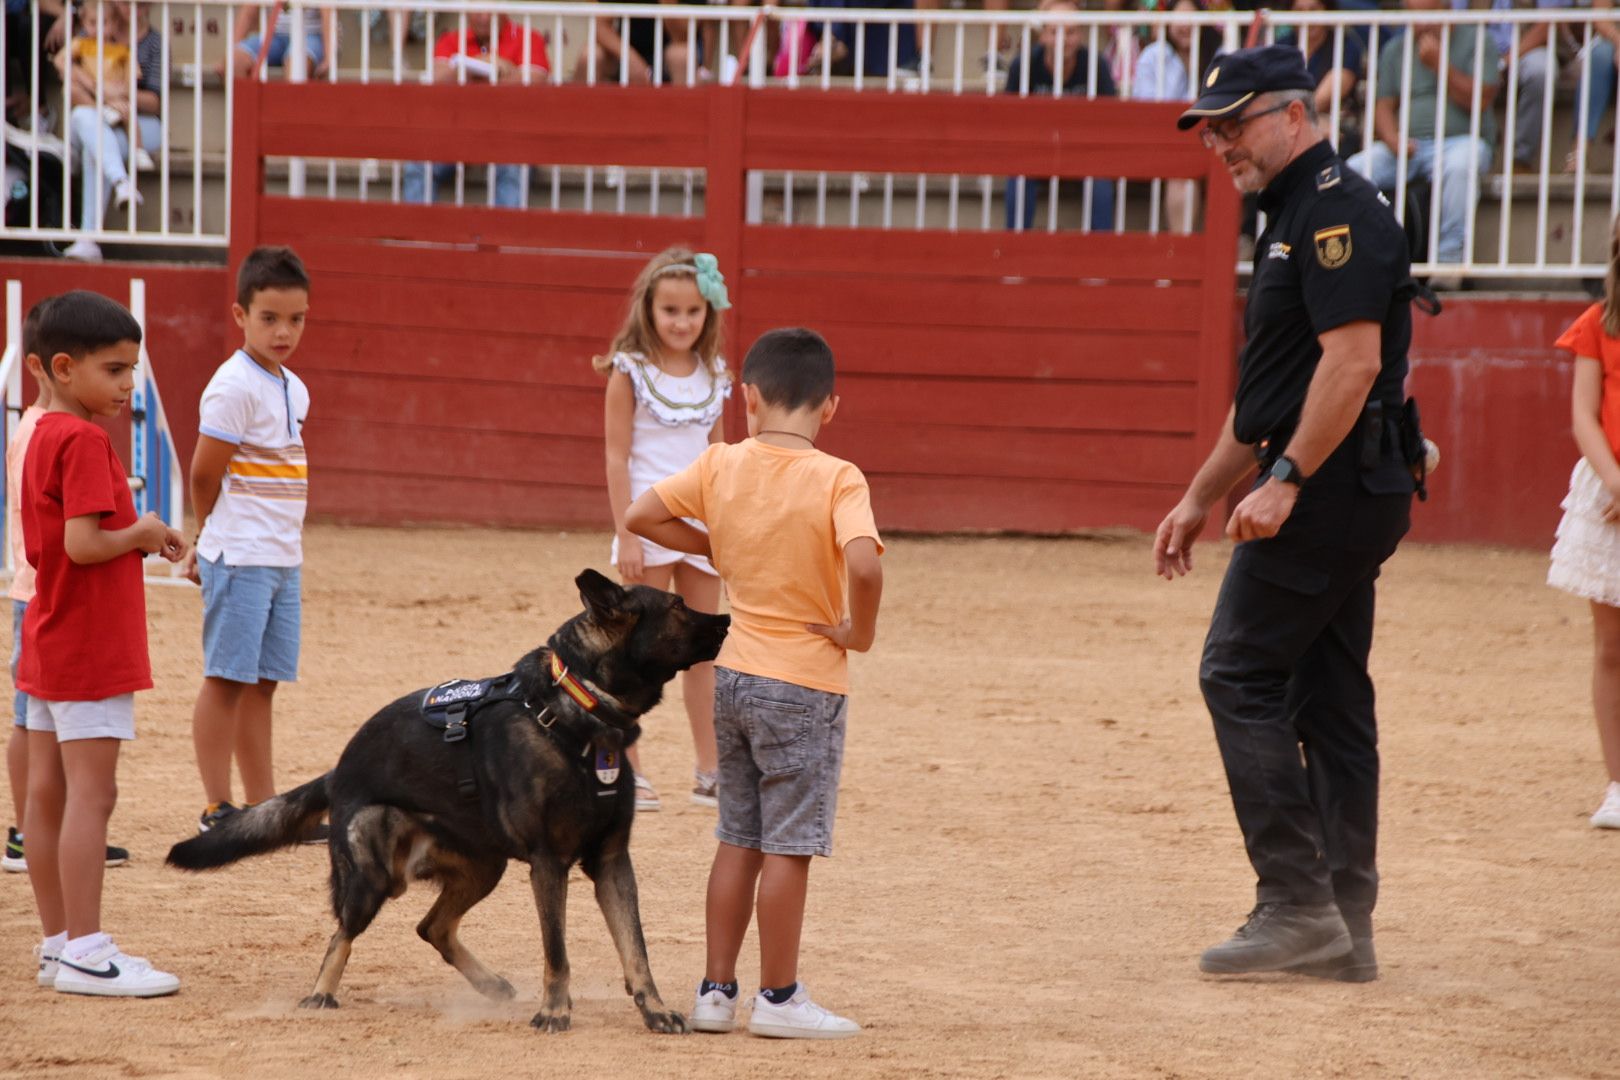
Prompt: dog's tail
<box><xmin>165</xmin><ymin>774</ymin><xmax>332</xmax><ymax>871</ymax></box>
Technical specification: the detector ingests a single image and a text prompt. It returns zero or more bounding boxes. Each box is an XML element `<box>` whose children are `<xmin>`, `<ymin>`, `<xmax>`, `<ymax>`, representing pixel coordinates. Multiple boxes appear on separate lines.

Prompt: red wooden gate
<box><xmin>230</xmin><ymin>78</ymin><xmax>1238</xmax><ymax>531</ymax></box>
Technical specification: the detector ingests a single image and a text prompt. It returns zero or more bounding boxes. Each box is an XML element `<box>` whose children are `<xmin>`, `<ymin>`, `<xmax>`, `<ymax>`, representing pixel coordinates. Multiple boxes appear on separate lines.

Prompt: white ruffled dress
<box><xmin>610</xmin><ymin>351</ymin><xmax>730</xmax><ymax>576</ymax></box>
<box><xmin>1549</xmin><ymin>457</ymin><xmax>1620</xmax><ymax>607</ymax></box>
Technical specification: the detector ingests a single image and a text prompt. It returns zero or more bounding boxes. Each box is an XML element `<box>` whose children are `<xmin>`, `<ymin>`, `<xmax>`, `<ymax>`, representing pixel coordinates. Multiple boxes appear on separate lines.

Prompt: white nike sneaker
<box><xmin>689</xmin><ymin>986</ymin><xmax>738</xmax><ymax>1033</ymax></box>
<box><xmin>54</xmin><ymin>940</ymin><xmax>179</xmax><ymax>997</ymax></box>
<box><xmin>1592</xmin><ymin>782</ymin><xmax>1620</xmax><ymax>829</ymax></box>
<box><xmin>34</xmin><ymin>943</ymin><xmax>60</xmax><ymax>988</ymax></box>
<box><xmin>747</xmin><ymin>985</ymin><xmax>860</xmax><ymax>1040</ymax></box>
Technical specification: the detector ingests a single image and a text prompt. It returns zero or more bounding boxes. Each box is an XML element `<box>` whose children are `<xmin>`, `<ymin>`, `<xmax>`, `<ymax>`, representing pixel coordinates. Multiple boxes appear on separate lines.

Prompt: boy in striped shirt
<box><xmin>182</xmin><ymin>246</ymin><xmax>322</xmax><ymax>840</ymax></box>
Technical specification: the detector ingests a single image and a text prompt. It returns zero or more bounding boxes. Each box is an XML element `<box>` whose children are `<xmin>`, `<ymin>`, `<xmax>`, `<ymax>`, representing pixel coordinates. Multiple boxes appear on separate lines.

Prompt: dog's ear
<box><xmin>576</xmin><ymin>569</ymin><xmax>627</xmax><ymax>622</ymax></box>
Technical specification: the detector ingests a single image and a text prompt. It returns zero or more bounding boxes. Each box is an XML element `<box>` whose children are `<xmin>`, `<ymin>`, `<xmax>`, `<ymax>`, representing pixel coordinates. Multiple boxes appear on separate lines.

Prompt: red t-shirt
<box><xmin>432</xmin><ymin>20</ymin><xmax>551</xmax><ymax>72</ymax></box>
<box><xmin>1556</xmin><ymin>302</ymin><xmax>1620</xmax><ymax>459</ymax></box>
<box><xmin>19</xmin><ymin>413</ymin><xmax>151</xmax><ymax>701</ymax></box>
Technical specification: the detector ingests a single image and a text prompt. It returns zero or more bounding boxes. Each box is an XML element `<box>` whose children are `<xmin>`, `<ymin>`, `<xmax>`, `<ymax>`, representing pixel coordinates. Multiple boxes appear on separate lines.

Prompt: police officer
<box><xmin>1153</xmin><ymin>45</ymin><xmax>1419</xmax><ymax>981</ymax></box>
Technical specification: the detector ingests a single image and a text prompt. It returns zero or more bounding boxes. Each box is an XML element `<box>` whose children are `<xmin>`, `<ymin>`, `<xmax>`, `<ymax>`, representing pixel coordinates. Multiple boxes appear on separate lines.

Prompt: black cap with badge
<box><xmin>1175</xmin><ymin>44</ymin><xmax>1316</xmax><ymax>131</ymax></box>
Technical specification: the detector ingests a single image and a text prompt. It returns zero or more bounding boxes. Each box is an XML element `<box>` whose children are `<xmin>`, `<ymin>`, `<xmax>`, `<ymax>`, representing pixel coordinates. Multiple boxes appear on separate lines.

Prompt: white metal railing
<box><xmin>4</xmin><ymin>3</ymin><xmax>1620</xmax><ymax>283</ymax></box>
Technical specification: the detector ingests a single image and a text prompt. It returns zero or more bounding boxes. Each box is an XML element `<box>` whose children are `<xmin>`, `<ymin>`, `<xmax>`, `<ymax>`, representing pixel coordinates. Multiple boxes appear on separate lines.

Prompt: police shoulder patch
<box><xmin>1315</xmin><ymin>162</ymin><xmax>1342</xmax><ymax>190</ymax></box>
<box><xmin>1313</xmin><ymin>224</ymin><xmax>1352</xmax><ymax>269</ymax></box>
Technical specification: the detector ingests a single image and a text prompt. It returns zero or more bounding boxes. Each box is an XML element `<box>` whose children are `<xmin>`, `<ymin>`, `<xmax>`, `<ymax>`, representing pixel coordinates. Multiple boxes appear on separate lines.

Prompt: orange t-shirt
<box><xmin>1556</xmin><ymin>302</ymin><xmax>1620</xmax><ymax>459</ymax></box>
<box><xmin>654</xmin><ymin>439</ymin><xmax>883</xmax><ymax>695</ymax></box>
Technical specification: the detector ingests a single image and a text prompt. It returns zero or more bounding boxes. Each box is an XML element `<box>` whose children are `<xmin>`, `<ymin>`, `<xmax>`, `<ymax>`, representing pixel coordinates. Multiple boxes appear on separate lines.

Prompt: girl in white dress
<box><xmin>595</xmin><ymin>248</ymin><xmax>732</xmax><ymax>812</ymax></box>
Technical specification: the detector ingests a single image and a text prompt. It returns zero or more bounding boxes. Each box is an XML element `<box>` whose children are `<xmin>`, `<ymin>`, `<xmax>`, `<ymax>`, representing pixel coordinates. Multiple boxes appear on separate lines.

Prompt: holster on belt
<box><xmin>1255</xmin><ymin>396</ymin><xmax>1427</xmax><ymax>501</ymax></box>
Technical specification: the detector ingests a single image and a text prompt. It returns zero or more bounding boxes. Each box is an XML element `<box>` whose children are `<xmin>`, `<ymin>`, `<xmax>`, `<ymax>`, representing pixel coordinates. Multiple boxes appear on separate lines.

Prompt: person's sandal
<box><xmin>690</xmin><ymin>769</ymin><xmax>719</xmax><ymax>809</ymax></box>
<box><xmin>634</xmin><ymin>773</ymin><xmax>662</xmax><ymax>812</ymax></box>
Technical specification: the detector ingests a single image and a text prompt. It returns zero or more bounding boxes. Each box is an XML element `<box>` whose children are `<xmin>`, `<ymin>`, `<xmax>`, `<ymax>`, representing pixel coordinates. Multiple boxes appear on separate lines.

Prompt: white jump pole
<box><xmin>1</xmin><ymin>280</ymin><xmax>20</xmax><ymax>578</ymax></box>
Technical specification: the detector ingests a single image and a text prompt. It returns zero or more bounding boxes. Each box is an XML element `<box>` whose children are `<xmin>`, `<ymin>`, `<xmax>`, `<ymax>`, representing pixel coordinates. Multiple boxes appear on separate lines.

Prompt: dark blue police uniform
<box><xmin>1202</xmin><ymin>141</ymin><xmax>1415</xmax><ymax>939</ymax></box>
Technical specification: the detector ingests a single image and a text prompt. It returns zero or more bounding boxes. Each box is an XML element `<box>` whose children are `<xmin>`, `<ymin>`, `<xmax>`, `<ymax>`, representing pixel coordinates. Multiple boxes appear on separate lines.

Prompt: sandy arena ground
<box><xmin>1</xmin><ymin>524</ymin><xmax>1617</xmax><ymax>1079</ymax></box>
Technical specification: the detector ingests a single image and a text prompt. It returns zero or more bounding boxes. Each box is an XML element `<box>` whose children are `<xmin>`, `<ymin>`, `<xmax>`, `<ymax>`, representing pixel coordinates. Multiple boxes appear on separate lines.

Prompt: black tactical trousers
<box><xmin>1199</xmin><ymin>466</ymin><xmax>1411</xmax><ymax>915</ymax></box>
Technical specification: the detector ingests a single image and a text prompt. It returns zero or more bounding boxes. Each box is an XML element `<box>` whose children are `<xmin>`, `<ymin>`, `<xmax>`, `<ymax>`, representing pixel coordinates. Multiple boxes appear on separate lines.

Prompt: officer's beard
<box><xmin>1223</xmin><ymin>151</ymin><xmax>1267</xmax><ymax>194</ymax></box>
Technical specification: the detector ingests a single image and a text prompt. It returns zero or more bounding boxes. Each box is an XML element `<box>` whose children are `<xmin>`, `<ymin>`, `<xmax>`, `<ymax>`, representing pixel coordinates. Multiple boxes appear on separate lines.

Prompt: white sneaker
<box><xmin>133</xmin><ymin>147</ymin><xmax>155</xmax><ymax>172</ymax></box>
<box><xmin>747</xmin><ymin>985</ymin><xmax>860</xmax><ymax>1040</ymax></box>
<box><xmin>34</xmin><ymin>944</ymin><xmax>60</xmax><ymax>988</ymax></box>
<box><xmin>54</xmin><ymin>940</ymin><xmax>179</xmax><ymax>997</ymax></box>
<box><xmin>113</xmin><ymin>177</ymin><xmax>143</xmax><ymax>209</ymax></box>
<box><xmin>689</xmin><ymin>987</ymin><xmax>738</xmax><ymax>1033</ymax></box>
<box><xmin>604</xmin><ymin>165</ymin><xmax>625</xmax><ymax>189</ymax></box>
<box><xmin>62</xmin><ymin>238</ymin><xmax>102</xmax><ymax>261</ymax></box>
<box><xmin>1591</xmin><ymin>782</ymin><xmax>1620</xmax><ymax>829</ymax></box>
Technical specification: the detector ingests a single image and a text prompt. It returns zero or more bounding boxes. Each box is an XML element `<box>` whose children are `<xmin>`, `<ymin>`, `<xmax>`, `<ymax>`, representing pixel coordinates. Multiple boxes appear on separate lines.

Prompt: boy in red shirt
<box><xmin>20</xmin><ymin>290</ymin><xmax>185</xmax><ymax>997</ymax></box>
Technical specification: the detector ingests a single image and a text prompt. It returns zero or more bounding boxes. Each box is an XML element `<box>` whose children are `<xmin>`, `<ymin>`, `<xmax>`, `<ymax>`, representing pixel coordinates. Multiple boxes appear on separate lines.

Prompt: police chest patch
<box><xmin>1313</xmin><ymin>225</ymin><xmax>1352</xmax><ymax>269</ymax></box>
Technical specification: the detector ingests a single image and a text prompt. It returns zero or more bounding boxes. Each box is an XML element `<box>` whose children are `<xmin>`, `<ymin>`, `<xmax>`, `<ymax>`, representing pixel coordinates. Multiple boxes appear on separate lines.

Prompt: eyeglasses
<box><xmin>1198</xmin><ymin>102</ymin><xmax>1291</xmax><ymax>149</ymax></box>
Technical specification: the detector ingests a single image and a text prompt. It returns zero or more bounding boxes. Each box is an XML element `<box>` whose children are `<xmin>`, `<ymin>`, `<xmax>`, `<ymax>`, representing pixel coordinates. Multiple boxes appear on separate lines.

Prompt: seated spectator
<box><xmin>1130</xmin><ymin>0</ymin><xmax>1208</xmax><ymax>233</ymax></box>
<box><xmin>227</xmin><ymin>2</ymin><xmax>336</xmax><ymax>80</ymax></box>
<box><xmin>803</xmin><ymin>0</ymin><xmax>919</xmax><ymax>80</ymax></box>
<box><xmin>405</xmin><ymin>9</ymin><xmax>549</xmax><ymax>208</ymax></box>
<box><xmin>1346</xmin><ymin>0</ymin><xmax>1499</xmax><ymax>270</ymax></box>
<box><xmin>1280</xmin><ymin>0</ymin><xmax>1365</xmax><ymax>152</ymax></box>
<box><xmin>575</xmin><ymin>0</ymin><xmax>708</xmax><ymax>86</ymax></box>
<box><xmin>1004</xmin><ymin>0</ymin><xmax>1118</xmax><ymax>233</ymax></box>
<box><xmin>1464</xmin><ymin>0</ymin><xmax>1575</xmax><ymax>173</ymax></box>
<box><xmin>1572</xmin><ymin>0</ymin><xmax>1620</xmax><ymax>172</ymax></box>
<box><xmin>52</xmin><ymin>0</ymin><xmax>160</xmax><ymax>261</ymax></box>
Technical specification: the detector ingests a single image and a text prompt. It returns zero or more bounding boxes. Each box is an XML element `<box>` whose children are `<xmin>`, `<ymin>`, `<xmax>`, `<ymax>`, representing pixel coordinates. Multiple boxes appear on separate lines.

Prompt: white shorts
<box><xmin>23</xmin><ymin>694</ymin><xmax>136</xmax><ymax>742</ymax></box>
<box><xmin>610</xmin><ymin>531</ymin><xmax>718</xmax><ymax>577</ymax></box>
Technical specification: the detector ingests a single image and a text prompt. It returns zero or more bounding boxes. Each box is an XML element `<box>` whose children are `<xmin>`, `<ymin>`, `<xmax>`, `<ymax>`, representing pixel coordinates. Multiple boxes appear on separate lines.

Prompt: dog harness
<box><xmin>418</xmin><ymin>657</ymin><xmax>628</xmax><ymax>802</ymax></box>
<box><xmin>420</xmin><ymin>673</ymin><xmax>532</xmax><ymax>803</ymax></box>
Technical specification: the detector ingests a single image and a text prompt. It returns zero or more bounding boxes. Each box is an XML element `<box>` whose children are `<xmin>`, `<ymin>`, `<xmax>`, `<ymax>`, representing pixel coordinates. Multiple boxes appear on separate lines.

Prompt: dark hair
<box><xmin>34</xmin><ymin>290</ymin><xmax>141</xmax><ymax>369</ymax></box>
<box><xmin>236</xmin><ymin>245</ymin><xmax>310</xmax><ymax>308</ymax></box>
<box><xmin>21</xmin><ymin>295</ymin><xmax>53</xmax><ymax>358</ymax></box>
<box><xmin>741</xmin><ymin>328</ymin><xmax>835</xmax><ymax>411</ymax></box>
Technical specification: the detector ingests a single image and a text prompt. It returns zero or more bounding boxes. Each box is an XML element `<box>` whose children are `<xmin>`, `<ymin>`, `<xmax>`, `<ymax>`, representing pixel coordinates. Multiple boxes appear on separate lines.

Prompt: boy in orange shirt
<box><xmin>626</xmin><ymin>327</ymin><xmax>883</xmax><ymax>1039</ymax></box>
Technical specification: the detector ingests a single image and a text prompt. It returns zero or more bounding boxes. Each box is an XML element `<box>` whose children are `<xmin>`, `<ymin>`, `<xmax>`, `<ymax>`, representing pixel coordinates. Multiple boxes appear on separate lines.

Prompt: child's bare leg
<box><xmin>623</xmin><ymin>563</ymin><xmax>677</xmax><ymax>781</ymax></box>
<box><xmin>1592</xmin><ymin>602</ymin><xmax>1620</xmax><ymax>782</ymax></box>
<box><xmin>756</xmin><ymin>853</ymin><xmax>810</xmax><ymax>989</ymax></box>
<box><xmin>57</xmin><ymin>736</ymin><xmax>118</xmax><ymax>937</ymax></box>
<box><xmin>192</xmin><ymin>676</ymin><xmax>246</xmax><ymax>805</ymax></box>
<box><xmin>672</xmin><ymin>562</ymin><xmax>720</xmax><ymax>776</ymax></box>
<box><xmin>705</xmin><ymin>841</ymin><xmax>763</xmax><ymax>983</ymax></box>
<box><xmin>235</xmin><ymin>679</ymin><xmax>278</xmax><ymax>804</ymax></box>
<box><xmin>7</xmin><ymin>724</ymin><xmax>26</xmax><ymax>828</ymax></box>
<box><xmin>23</xmin><ymin>730</ymin><xmax>67</xmax><ymax>936</ymax></box>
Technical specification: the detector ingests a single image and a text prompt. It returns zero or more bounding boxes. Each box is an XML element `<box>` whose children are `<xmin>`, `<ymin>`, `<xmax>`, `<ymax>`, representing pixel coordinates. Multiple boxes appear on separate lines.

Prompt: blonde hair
<box><xmin>1606</xmin><ymin>214</ymin><xmax>1620</xmax><ymax>338</ymax></box>
<box><xmin>592</xmin><ymin>247</ymin><xmax>727</xmax><ymax>377</ymax></box>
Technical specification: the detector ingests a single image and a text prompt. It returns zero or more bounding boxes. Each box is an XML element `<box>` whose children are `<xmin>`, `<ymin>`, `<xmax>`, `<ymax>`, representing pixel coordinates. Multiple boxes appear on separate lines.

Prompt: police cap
<box><xmin>1175</xmin><ymin>44</ymin><xmax>1315</xmax><ymax>131</ymax></box>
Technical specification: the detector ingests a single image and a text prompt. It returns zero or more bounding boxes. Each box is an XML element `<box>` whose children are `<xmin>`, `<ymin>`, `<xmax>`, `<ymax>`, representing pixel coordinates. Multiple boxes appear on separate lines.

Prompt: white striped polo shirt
<box><xmin>196</xmin><ymin>350</ymin><xmax>310</xmax><ymax>567</ymax></box>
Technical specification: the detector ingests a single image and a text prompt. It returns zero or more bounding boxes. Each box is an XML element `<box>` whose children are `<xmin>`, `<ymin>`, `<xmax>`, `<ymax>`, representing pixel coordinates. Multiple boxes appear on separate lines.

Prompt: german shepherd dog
<box><xmin>167</xmin><ymin>570</ymin><xmax>728</xmax><ymax>1034</ymax></box>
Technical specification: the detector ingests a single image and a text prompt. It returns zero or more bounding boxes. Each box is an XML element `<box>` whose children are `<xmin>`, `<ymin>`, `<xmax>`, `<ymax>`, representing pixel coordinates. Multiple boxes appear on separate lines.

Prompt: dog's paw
<box><xmin>298</xmin><ymin>993</ymin><xmax>339</xmax><ymax>1010</ymax></box>
<box><xmin>480</xmin><ymin>976</ymin><xmax>517</xmax><ymax>1001</ymax></box>
<box><xmin>530</xmin><ymin>1010</ymin><xmax>572</xmax><ymax>1033</ymax></box>
<box><xmin>641</xmin><ymin>1008</ymin><xmax>688</xmax><ymax>1035</ymax></box>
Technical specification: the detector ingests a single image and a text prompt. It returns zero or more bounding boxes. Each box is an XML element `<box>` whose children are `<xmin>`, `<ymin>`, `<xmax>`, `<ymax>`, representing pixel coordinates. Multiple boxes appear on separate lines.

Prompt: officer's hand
<box><xmin>1226</xmin><ymin>479</ymin><xmax>1298</xmax><ymax>543</ymax></box>
<box><xmin>1154</xmin><ymin>497</ymin><xmax>1209</xmax><ymax>580</ymax></box>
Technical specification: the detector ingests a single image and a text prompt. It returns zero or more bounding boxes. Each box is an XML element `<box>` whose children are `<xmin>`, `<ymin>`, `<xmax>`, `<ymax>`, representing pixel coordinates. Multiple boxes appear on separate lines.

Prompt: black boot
<box><xmin>1198</xmin><ymin>902</ymin><xmax>1351</xmax><ymax>975</ymax></box>
<box><xmin>1285</xmin><ymin>910</ymin><xmax>1377</xmax><ymax>982</ymax></box>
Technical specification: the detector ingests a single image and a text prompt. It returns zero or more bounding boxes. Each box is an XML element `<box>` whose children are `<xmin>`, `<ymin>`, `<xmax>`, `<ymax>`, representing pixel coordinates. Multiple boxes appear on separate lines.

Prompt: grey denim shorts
<box><xmin>713</xmin><ymin>666</ymin><xmax>848</xmax><ymax>857</ymax></box>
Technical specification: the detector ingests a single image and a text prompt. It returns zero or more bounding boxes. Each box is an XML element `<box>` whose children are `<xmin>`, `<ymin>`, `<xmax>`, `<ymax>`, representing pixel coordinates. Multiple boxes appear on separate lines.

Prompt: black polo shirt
<box><xmin>1233</xmin><ymin>139</ymin><xmax>1411</xmax><ymax>447</ymax></box>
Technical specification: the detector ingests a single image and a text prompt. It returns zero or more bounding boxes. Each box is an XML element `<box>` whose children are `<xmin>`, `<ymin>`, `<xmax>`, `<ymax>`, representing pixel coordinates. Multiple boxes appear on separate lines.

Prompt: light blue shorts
<box><xmin>239</xmin><ymin>30</ymin><xmax>327</xmax><ymax>69</ymax></box>
<box><xmin>11</xmin><ymin>599</ymin><xmax>26</xmax><ymax>728</ymax></box>
<box><xmin>199</xmin><ymin>555</ymin><xmax>301</xmax><ymax>685</ymax></box>
<box><xmin>24</xmin><ymin>693</ymin><xmax>135</xmax><ymax>742</ymax></box>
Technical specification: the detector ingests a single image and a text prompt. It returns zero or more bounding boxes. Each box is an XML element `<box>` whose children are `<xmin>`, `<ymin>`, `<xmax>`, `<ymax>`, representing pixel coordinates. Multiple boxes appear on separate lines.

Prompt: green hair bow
<box><xmin>692</xmin><ymin>253</ymin><xmax>732</xmax><ymax>311</ymax></box>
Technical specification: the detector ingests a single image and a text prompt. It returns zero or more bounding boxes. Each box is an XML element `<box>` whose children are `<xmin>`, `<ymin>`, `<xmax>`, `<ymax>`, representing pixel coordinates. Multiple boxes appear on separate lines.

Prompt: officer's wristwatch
<box><xmin>1268</xmin><ymin>455</ymin><xmax>1307</xmax><ymax>486</ymax></box>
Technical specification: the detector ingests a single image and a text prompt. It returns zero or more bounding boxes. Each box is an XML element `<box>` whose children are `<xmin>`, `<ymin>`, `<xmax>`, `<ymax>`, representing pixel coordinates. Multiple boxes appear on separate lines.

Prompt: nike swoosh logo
<box><xmin>61</xmin><ymin>959</ymin><xmax>120</xmax><ymax>979</ymax></box>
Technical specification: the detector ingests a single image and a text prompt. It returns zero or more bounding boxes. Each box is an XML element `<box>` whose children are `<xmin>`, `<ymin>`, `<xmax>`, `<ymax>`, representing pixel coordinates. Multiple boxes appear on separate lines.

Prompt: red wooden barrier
<box><xmin>227</xmin><ymin>77</ymin><xmax>1240</xmax><ymax>532</ymax></box>
<box><xmin>0</xmin><ymin>259</ymin><xmax>1587</xmax><ymax>548</ymax></box>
